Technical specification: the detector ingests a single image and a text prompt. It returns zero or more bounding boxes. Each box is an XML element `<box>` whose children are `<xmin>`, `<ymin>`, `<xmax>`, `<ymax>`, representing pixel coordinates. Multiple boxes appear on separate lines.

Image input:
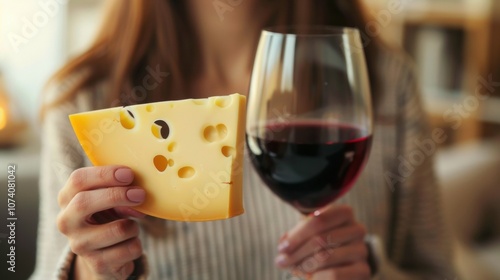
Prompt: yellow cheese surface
<box><xmin>69</xmin><ymin>94</ymin><xmax>246</xmax><ymax>221</ymax></box>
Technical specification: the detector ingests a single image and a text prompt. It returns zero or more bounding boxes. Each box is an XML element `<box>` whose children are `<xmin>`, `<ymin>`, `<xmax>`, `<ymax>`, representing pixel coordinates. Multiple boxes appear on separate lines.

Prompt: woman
<box><xmin>31</xmin><ymin>0</ymin><xmax>456</xmax><ymax>279</ymax></box>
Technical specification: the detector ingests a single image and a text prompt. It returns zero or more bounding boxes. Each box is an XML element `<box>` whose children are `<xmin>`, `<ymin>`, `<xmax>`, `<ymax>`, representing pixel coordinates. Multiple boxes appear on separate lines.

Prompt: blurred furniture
<box><xmin>364</xmin><ymin>0</ymin><xmax>500</xmax><ymax>145</ymax></box>
<box><xmin>483</xmin><ymin>0</ymin><xmax>500</xmax><ymax>139</ymax></box>
<box><xmin>397</xmin><ymin>4</ymin><xmax>500</xmax><ymax>277</ymax></box>
<box><xmin>401</xmin><ymin>1</ymin><xmax>497</xmax><ymax>144</ymax></box>
<box><xmin>436</xmin><ymin>139</ymin><xmax>500</xmax><ymax>280</ymax></box>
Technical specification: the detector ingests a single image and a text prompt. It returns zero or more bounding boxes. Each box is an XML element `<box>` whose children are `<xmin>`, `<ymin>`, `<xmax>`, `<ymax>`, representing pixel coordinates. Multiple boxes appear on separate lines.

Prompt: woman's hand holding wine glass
<box><xmin>246</xmin><ymin>26</ymin><xmax>374</xmax><ymax>279</ymax></box>
<box><xmin>275</xmin><ymin>204</ymin><xmax>370</xmax><ymax>279</ymax></box>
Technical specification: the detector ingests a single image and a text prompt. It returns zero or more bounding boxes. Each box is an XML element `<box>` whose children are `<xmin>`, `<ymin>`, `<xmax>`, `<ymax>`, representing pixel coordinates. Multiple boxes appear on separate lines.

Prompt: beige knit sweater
<box><xmin>30</xmin><ymin>53</ymin><xmax>456</xmax><ymax>280</ymax></box>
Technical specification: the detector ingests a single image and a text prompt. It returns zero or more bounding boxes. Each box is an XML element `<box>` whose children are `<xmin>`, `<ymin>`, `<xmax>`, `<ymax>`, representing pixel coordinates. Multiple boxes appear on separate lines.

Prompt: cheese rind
<box><xmin>69</xmin><ymin>94</ymin><xmax>246</xmax><ymax>221</ymax></box>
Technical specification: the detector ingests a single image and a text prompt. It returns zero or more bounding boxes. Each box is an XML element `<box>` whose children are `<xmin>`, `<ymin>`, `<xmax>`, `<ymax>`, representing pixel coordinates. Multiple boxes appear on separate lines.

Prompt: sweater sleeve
<box><xmin>29</xmin><ymin>98</ymin><xmax>86</xmax><ymax>279</ymax></box>
<box><xmin>370</xmin><ymin>57</ymin><xmax>457</xmax><ymax>279</ymax></box>
<box><xmin>29</xmin><ymin>91</ymin><xmax>149</xmax><ymax>279</ymax></box>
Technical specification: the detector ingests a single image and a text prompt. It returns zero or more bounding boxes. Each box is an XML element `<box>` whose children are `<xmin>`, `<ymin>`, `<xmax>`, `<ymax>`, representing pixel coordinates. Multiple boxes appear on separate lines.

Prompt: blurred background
<box><xmin>0</xmin><ymin>0</ymin><xmax>498</xmax><ymax>279</ymax></box>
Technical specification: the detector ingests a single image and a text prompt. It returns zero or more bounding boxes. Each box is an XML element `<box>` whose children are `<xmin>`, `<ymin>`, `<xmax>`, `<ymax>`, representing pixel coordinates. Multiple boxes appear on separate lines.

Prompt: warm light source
<box><xmin>0</xmin><ymin>106</ymin><xmax>7</xmax><ymax>130</ymax></box>
<box><xmin>0</xmin><ymin>74</ymin><xmax>27</xmax><ymax>147</ymax></box>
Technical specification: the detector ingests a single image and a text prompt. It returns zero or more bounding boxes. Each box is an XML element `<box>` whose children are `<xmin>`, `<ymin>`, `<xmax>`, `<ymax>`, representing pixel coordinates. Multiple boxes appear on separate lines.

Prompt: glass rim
<box><xmin>262</xmin><ymin>25</ymin><xmax>360</xmax><ymax>37</ymax></box>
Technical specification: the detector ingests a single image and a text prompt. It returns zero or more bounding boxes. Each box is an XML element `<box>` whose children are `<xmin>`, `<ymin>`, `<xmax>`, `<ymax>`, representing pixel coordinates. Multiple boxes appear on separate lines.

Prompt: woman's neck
<box><xmin>186</xmin><ymin>0</ymin><xmax>271</xmax><ymax>97</ymax></box>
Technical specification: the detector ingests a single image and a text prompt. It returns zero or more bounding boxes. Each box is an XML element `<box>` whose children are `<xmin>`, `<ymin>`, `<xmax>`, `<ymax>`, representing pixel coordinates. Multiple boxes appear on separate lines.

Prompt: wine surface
<box><xmin>247</xmin><ymin>121</ymin><xmax>372</xmax><ymax>213</ymax></box>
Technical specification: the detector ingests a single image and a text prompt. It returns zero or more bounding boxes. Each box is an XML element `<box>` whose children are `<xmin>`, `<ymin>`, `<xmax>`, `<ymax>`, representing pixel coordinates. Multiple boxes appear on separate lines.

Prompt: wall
<box><xmin>0</xmin><ymin>1</ymin><xmax>104</xmax><ymax>278</ymax></box>
<box><xmin>0</xmin><ymin>0</ymin><xmax>104</xmax><ymax>140</ymax></box>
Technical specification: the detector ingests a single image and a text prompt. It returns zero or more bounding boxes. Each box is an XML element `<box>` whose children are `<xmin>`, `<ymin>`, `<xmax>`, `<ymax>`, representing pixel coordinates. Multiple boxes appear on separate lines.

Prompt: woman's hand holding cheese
<box><xmin>57</xmin><ymin>166</ymin><xmax>146</xmax><ymax>280</ymax></box>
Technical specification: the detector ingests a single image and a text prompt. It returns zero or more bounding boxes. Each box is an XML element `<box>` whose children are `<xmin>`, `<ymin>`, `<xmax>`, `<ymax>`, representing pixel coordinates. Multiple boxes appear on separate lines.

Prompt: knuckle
<box><xmin>340</xmin><ymin>205</ymin><xmax>354</xmax><ymax>219</ymax></box>
<box><xmin>68</xmin><ymin>169</ymin><xmax>88</xmax><ymax>189</ymax></box>
<box><xmin>355</xmin><ymin>262</ymin><xmax>371</xmax><ymax>277</ymax></box>
<box><xmin>355</xmin><ymin>223</ymin><xmax>367</xmax><ymax>238</ymax></box>
<box><xmin>71</xmin><ymin>192</ymin><xmax>90</xmax><ymax>212</ymax></box>
<box><xmin>111</xmin><ymin>220</ymin><xmax>129</xmax><ymax>238</ymax></box>
<box><xmin>129</xmin><ymin>221</ymin><xmax>140</xmax><ymax>237</ymax></box>
<box><xmin>93</xmin><ymin>260</ymin><xmax>108</xmax><ymax>275</ymax></box>
<box><xmin>108</xmin><ymin>188</ymin><xmax>126</xmax><ymax>205</ymax></box>
<box><xmin>57</xmin><ymin>191</ymin><xmax>66</xmax><ymax>208</ymax></box>
<box><xmin>312</xmin><ymin>214</ymin><xmax>330</xmax><ymax>230</ymax></box>
<box><xmin>313</xmin><ymin>236</ymin><xmax>331</xmax><ymax>254</ymax></box>
<box><xmin>127</xmin><ymin>237</ymin><xmax>143</xmax><ymax>259</ymax></box>
<box><xmin>117</xmin><ymin>262</ymin><xmax>135</xmax><ymax>279</ymax></box>
<box><xmin>357</xmin><ymin>243</ymin><xmax>369</xmax><ymax>258</ymax></box>
<box><xmin>327</xmin><ymin>269</ymin><xmax>340</xmax><ymax>279</ymax></box>
<box><xmin>313</xmin><ymin>235</ymin><xmax>325</xmax><ymax>246</ymax></box>
<box><xmin>88</xmin><ymin>253</ymin><xmax>108</xmax><ymax>274</ymax></box>
<box><xmin>70</xmin><ymin>239</ymin><xmax>88</xmax><ymax>255</ymax></box>
<box><xmin>298</xmin><ymin>256</ymin><xmax>319</xmax><ymax>274</ymax></box>
<box><xmin>97</xmin><ymin>167</ymin><xmax>113</xmax><ymax>182</ymax></box>
<box><xmin>56</xmin><ymin>213</ymin><xmax>69</xmax><ymax>235</ymax></box>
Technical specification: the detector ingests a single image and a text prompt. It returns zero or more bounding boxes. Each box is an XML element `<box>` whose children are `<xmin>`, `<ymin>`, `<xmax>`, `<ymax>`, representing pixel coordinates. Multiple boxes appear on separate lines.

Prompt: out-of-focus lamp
<box><xmin>0</xmin><ymin>74</ymin><xmax>27</xmax><ymax>148</ymax></box>
<box><xmin>0</xmin><ymin>103</ymin><xmax>6</xmax><ymax>130</ymax></box>
<box><xmin>0</xmin><ymin>79</ymin><xmax>10</xmax><ymax>131</ymax></box>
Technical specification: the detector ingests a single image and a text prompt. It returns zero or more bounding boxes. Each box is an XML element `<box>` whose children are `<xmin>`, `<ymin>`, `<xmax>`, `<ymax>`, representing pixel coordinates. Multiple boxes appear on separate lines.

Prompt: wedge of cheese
<box><xmin>69</xmin><ymin>94</ymin><xmax>246</xmax><ymax>221</ymax></box>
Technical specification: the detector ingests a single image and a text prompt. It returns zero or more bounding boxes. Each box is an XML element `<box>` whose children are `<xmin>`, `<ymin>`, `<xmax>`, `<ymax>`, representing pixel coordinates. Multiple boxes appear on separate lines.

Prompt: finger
<box><xmin>89</xmin><ymin>208</ymin><xmax>145</xmax><ymax>224</ymax></box>
<box><xmin>70</xmin><ymin>219</ymin><xmax>140</xmax><ymax>255</ymax></box>
<box><xmin>86</xmin><ymin>237</ymin><xmax>143</xmax><ymax>277</ymax></box>
<box><xmin>59</xmin><ymin>166</ymin><xmax>134</xmax><ymax>208</ymax></box>
<box><xmin>114</xmin><ymin>261</ymin><xmax>136</xmax><ymax>280</ymax></box>
<box><xmin>276</xmin><ymin>224</ymin><xmax>366</xmax><ymax>268</ymax></box>
<box><xmin>114</xmin><ymin>207</ymin><xmax>147</xmax><ymax>219</ymax></box>
<box><xmin>72</xmin><ymin>187</ymin><xmax>145</xmax><ymax>219</ymax></box>
<box><xmin>311</xmin><ymin>262</ymin><xmax>371</xmax><ymax>280</ymax></box>
<box><xmin>58</xmin><ymin>187</ymin><xmax>145</xmax><ymax>231</ymax></box>
<box><xmin>278</xmin><ymin>204</ymin><xmax>355</xmax><ymax>255</ymax></box>
<box><xmin>90</xmin><ymin>209</ymin><xmax>122</xmax><ymax>224</ymax></box>
<box><xmin>294</xmin><ymin>243</ymin><xmax>368</xmax><ymax>274</ymax></box>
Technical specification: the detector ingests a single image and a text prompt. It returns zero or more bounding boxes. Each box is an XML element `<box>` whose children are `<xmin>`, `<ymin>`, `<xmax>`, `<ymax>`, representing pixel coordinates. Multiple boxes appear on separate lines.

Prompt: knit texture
<box><xmin>30</xmin><ymin>52</ymin><xmax>456</xmax><ymax>280</ymax></box>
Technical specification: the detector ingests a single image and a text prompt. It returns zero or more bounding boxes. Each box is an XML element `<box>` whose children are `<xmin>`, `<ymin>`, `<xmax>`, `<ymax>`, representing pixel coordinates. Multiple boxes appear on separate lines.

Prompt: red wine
<box><xmin>247</xmin><ymin>121</ymin><xmax>372</xmax><ymax>214</ymax></box>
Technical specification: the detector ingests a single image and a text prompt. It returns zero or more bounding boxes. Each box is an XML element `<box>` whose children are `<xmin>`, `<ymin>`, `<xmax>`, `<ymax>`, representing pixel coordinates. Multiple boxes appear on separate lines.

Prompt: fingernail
<box><xmin>275</xmin><ymin>254</ymin><xmax>288</xmax><ymax>267</ymax></box>
<box><xmin>310</xmin><ymin>209</ymin><xmax>322</xmax><ymax>217</ymax></box>
<box><xmin>278</xmin><ymin>240</ymin><xmax>290</xmax><ymax>253</ymax></box>
<box><xmin>127</xmin><ymin>189</ymin><xmax>145</xmax><ymax>203</ymax></box>
<box><xmin>115</xmin><ymin>168</ymin><xmax>134</xmax><ymax>183</ymax></box>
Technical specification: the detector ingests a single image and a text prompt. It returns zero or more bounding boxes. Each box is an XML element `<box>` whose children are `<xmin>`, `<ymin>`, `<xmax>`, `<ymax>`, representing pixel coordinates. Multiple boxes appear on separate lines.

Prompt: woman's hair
<box><xmin>44</xmin><ymin>0</ymin><xmax>379</xmax><ymax>110</ymax></box>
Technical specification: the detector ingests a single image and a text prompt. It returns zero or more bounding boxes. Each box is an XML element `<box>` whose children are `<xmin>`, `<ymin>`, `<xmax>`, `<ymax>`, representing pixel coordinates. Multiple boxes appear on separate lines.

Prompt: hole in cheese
<box><xmin>146</xmin><ymin>105</ymin><xmax>154</xmax><ymax>112</ymax></box>
<box><xmin>216</xmin><ymin>124</ymin><xmax>228</xmax><ymax>139</ymax></box>
<box><xmin>221</xmin><ymin>146</ymin><xmax>236</xmax><ymax>158</ymax></box>
<box><xmin>214</xmin><ymin>96</ymin><xmax>232</xmax><ymax>108</ymax></box>
<box><xmin>203</xmin><ymin>126</ymin><xmax>217</xmax><ymax>142</ymax></box>
<box><xmin>178</xmin><ymin>166</ymin><xmax>195</xmax><ymax>178</ymax></box>
<box><xmin>120</xmin><ymin>109</ymin><xmax>135</xmax><ymax>129</ymax></box>
<box><xmin>153</xmin><ymin>155</ymin><xmax>168</xmax><ymax>172</ymax></box>
<box><xmin>204</xmin><ymin>124</ymin><xmax>227</xmax><ymax>142</ymax></box>
<box><xmin>152</xmin><ymin>120</ymin><xmax>170</xmax><ymax>140</ymax></box>
<box><xmin>168</xmin><ymin>159</ymin><xmax>175</xmax><ymax>167</ymax></box>
<box><xmin>167</xmin><ymin>142</ymin><xmax>177</xmax><ymax>152</ymax></box>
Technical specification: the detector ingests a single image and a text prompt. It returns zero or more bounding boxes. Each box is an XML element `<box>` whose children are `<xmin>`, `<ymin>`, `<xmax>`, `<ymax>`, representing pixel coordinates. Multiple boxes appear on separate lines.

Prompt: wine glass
<box><xmin>246</xmin><ymin>26</ymin><xmax>373</xmax><ymax>215</ymax></box>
